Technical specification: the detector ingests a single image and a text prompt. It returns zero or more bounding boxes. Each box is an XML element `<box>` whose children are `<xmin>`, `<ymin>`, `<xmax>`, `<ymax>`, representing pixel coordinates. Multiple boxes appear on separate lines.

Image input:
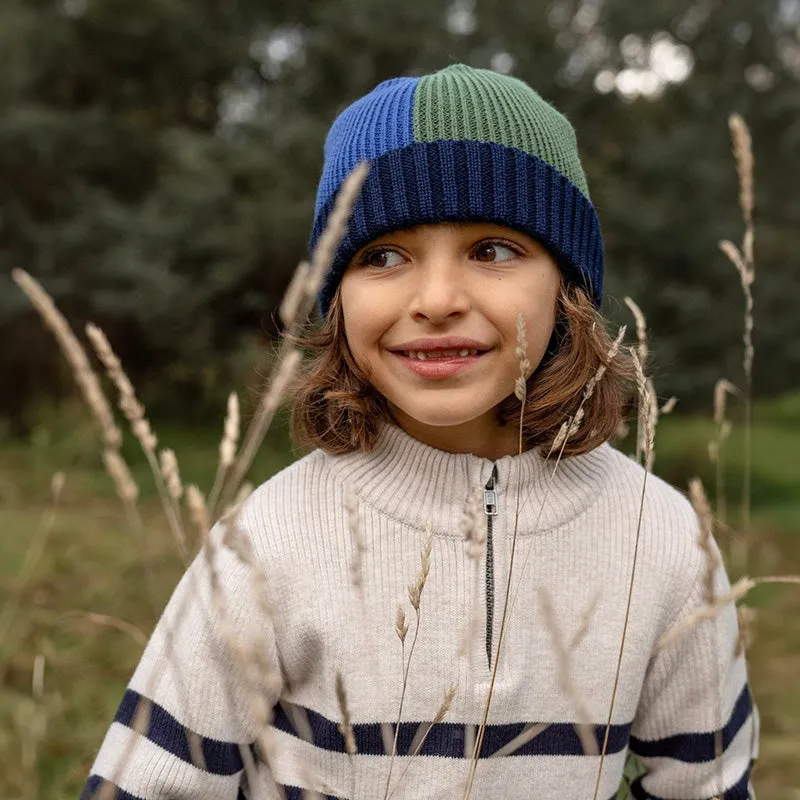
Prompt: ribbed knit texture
<box><xmin>311</xmin><ymin>65</ymin><xmax>605</xmax><ymax>317</ymax></box>
<box><xmin>414</xmin><ymin>65</ymin><xmax>590</xmax><ymax>200</ymax></box>
<box><xmin>83</xmin><ymin>424</ymin><xmax>757</xmax><ymax>800</ymax></box>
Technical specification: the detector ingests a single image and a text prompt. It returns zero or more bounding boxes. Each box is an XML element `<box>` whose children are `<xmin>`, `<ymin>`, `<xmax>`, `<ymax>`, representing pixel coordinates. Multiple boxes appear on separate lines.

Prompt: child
<box><xmin>83</xmin><ymin>65</ymin><xmax>757</xmax><ymax>799</ymax></box>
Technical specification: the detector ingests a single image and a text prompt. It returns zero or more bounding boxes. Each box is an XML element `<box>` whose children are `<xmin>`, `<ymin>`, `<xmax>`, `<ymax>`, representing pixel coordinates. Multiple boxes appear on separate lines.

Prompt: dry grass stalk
<box><xmin>592</xmin><ymin>350</ymin><xmax>653</xmax><ymax>800</ymax></box>
<box><xmin>656</xmin><ymin>577</ymin><xmax>755</xmax><ymax>652</ymax></box>
<box><xmin>630</xmin><ymin>350</ymin><xmax>655</xmax><ymax>471</ymax></box>
<box><xmin>408</xmin><ymin>527</ymin><xmax>433</xmax><ymax>611</ymax></box>
<box><xmin>11</xmin><ymin>271</ymin><xmax>156</xmax><ymax>589</ymax></box>
<box><xmin>18</xmin><ymin>652</ymin><xmax>47</xmax><ymax>796</ymax></box>
<box><xmin>643</xmin><ymin>377</ymin><xmax>659</xmax><ymax>467</ymax></box>
<box><xmin>32</xmin><ymin>653</ymin><xmax>45</xmax><ymax>701</ymax></box>
<box><xmin>657</xmin><ymin>573</ymin><xmax>800</xmax><ymax>653</ymax></box>
<box><xmin>193</xmin><ymin>511</ymin><xmax>284</xmax><ymax>795</ymax></box>
<box><xmin>549</xmin><ymin>325</ymin><xmax>626</xmax><ymax>454</ymax></box>
<box><xmin>296</xmin><ymin>763</ymin><xmax>336</xmax><ymax>800</ymax></box>
<box><xmin>539</xmin><ymin>589</ymin><xmax>599</xmax><ymax>756</ymax></box>
<box><xmin>159</xmin><ymin>449</ymin><xmax>183</xmax><ymax>501</ymax></box>
<box><xmin>10</xmin><ymin>271</ymin><xmax>159</xmax><ymax>604</ymax></box>
<box><xmin>485</xmin><ymin>324</ymin><xmax>629</xmax><ymax>787</ymax></box>
<box><xmin>99</xmin><ymin>448</ymin><xmax>167</xmax><ymax>619</ymax></box>
<box><xmin>307</xmin><ymin>163</ymin><xmax>371</xmax><ymax>292</ymax></box>
<box><xmin>384</xmin><ymin>525</ymin><xmax>434</xmax><ymax>800</ymax></box>
<box><xmin>335</xmin><ymin>672</ymin><xmax>357</xmax><ymax>755</ymax></box>
<box><xmin>186</xmin><ymin>485</ymin><xmax>211</xmax><ymax>541</ymax></box>
<box><xmin>735</xmin><ymin>605</ymin><xmax>757</xmax><ymax>657</ymax></box>
<box><xmin>102</xmin><ymin>449</ymin><xmax>139</xmax><ymax>504</ymax></box>
<box><xmin>386</xmin><ymin>682</ymin><xmax>460</xmax><ymax>800</ymax></box>
<box><xmin>87</xmin><ymin>323</ymin><xmax>188</xmax><ymax>562</ymax></box>
<box><xmin>489</xmin><ymin>723</ymin><xmax>550</xmax><ymax>758</ymax></box>
<box><xmin>623</xmin><ymin>298</ymin><xmax>650</xmax><ymax>466</ymax></box>
<box><xmin>222</xmin><ymin>506</ymin><xmax>282</xmax><ymax>650</ymax></box>
<box><xmin>431</xmin><ymin>683</ymin><xmax>458</xmax><ymax>726</ymax></box>
<box><xmin>86</xmin><ymin>485</ymin><xmax>279</xmax><ymax>800</ymax></box>
<box><xmin>708</xmin><ymin>379</ymin><xmax>737</xmax><ymax>532</ymax></box>
<box><xmin>729</xmin><ymin>114</ymin><xmax>753</xmax><ymax>227</ymax></box>
<box><xmin>460</xmin><ymin>490</ymin><xmax>485</xmax><ymax>659</ymax></box>
<box><xmin>719</xmin><ymin>113</ymin><xmax>755</xmax><ymax>548</ymax></box>
<box><xmin>345</xmin><ymin>484</ymin><xmax>366</xmax><ymax>589</ymax></box>
<box><xmin>223</xmin><ymin>164</ymin><xmax>370</xmax><ymax>509</ymax></box>
<box><xmin>465</xmin><ymin>318</ymin><xmax>534</xmax><ymax>798</ymax></box>
<box><xmin>221</xmin><ymin>393</ymin><xmax>240</xmax><ymax>467</ymax></box>
<box><xmin>169</xmin><ymin>502</ymin><xmax>283</xmax><ymax>796</ymax></box>
<box><xmin>0</xmin><ymin>472</ymin><xmax>65</xmax><ymax>658</ymax></box>
<box><xmin>95</xmin><ymin>694</ymin><xmax>153</xmax><ymax>800</ymax></box>
<box><xmin>460</xmin><ymin>489</ymin><xmax>484</xmax><ymax>561</ymax></box>
<box><xmin>660</xmin><ymin>396</ymin><xmax>678</xmax><ymax>415</ymax></box>
<box><xmin>222</xmin><ymin>348</ymin><xmax>303</xmax><ymax>508</ymax></box>
<box><xmin>279</xmin><ymin>261</ymin><xmax>311</xmax><ymax>326</ymax></box>
<box><xmin>623</xmin><ymin>297</ymin><xmax>648</xmax><ymax>367</ymax></box>
<box><xmin>63</xmin><ymin>611</ymin><xmax>149</xmax><ymax>648</ymax></box>
<box><xmin>85</xmin><ymin>323</ymin><xmax>157</xmax><ymax>452</ymax></box>
<box><xmin>689</xmin><ymin>479</ymin><xmax>721</xmax><ymax>606</ymax></box>
<box><xmin>569</xmin><ymin>589</ymin><xmax>601</xmax><ymax>653</ymax></box>
<box><xmin>713</xmin><ymin>379</ymin><xmax>738</xmax><ymax>427</ymax></box>
<box><xmin>395</xmin><ymin>606</ymin><xmax>408</xmax><ymax>643</ymax></box>
<box><xmin>219</xmin><ymin>481</ymin><xmax>255</xmax><ymax>522</ymax></box>
<box><xmin>11</xmin><ymin>269</ymin><xmax>122</xmax><ymax>450</ymax></box>
<box><xmin>688</xmin><ymin>479</ymin><xmax>724</xmax><ymax>793</ymax></box>
<box><xmin>209</xmin><ymin>392</ymin><xmax>241</xmax><ymax>516</ymax></box>
<box><xmin>514</xmin><ymin>312</ymin><xmax>531</xmax><ymax>404</ymax></box>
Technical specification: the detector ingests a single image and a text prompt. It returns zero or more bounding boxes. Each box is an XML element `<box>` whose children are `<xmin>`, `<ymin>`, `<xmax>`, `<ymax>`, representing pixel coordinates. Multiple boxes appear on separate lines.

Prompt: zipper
<box><xmin>483</xmin><ymin>464</ymin><xmax>498</xmax><ymax>669</ymax></box>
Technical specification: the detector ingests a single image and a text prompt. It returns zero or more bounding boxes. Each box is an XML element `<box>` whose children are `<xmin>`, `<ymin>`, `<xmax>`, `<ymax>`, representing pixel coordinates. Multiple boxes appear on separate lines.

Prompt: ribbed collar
<box><xmin>325</xmin><ymin>422</ymin><xmax>614</xmax><ymax>537</ymax></box>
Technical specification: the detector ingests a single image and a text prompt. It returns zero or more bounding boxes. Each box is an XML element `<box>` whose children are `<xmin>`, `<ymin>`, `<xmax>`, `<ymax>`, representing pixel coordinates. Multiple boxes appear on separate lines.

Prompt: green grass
<box><xmin>1</xmin><ymin>398</ymin><xmax>799</xmax><ymax>798</ymax></box>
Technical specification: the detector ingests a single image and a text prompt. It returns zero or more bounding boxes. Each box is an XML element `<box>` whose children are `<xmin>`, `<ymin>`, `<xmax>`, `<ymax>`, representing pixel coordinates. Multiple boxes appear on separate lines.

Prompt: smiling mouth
<box><xmin>388</xmin><ymin>348</ymin><xmax>491</xmax><ymax>380</ymax></box>
<box><xmin>397</xmin><ymin>348</ymin><xmax>485</xmax><ymax>360</ymax></box>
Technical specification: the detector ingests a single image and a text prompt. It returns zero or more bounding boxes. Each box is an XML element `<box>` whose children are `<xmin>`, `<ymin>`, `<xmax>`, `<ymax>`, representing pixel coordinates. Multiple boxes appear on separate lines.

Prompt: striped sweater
<box><xmin>82</xmin><ymin>422</ymin><xmax>758</xmax><ymax>799</ymax></box>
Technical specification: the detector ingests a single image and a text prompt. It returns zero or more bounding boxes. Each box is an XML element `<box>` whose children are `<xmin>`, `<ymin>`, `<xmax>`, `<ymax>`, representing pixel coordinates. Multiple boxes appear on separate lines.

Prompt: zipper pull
<box><xmin>484</xmin><ymin>465</ymin><xmax>498</xmax><ymax>516</ymax></box>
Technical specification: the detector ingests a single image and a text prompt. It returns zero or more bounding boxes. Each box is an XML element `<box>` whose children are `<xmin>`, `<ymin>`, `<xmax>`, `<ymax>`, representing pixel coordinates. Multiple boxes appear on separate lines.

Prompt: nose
<box><xmin>408</xmin><ymin>258</ymin><xmax>471</xmax><ymax>323</ymax></box>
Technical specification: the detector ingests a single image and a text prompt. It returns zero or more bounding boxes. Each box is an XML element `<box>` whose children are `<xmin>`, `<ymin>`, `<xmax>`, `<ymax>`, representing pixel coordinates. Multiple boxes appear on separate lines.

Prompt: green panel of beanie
<box><xmin>412</xmin><ymin>64</ymin><xmax>591</xmax><ymax>201</ymax></box>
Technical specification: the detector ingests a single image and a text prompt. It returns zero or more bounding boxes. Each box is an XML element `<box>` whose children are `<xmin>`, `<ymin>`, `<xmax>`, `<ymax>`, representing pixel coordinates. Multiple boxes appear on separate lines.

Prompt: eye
<box><xmin>359</xmin><ymin>247</ymin><xmax>405</xmax><ymax>269</ymax></box>
<box><xmin>472</xmin><ymin>240</ymin><xmax>521</xmax><ymax>263</ymax></box>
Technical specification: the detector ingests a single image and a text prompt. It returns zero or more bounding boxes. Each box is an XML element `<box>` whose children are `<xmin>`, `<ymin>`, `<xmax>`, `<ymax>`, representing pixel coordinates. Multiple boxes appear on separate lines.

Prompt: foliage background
<box><xmin>1</xmin><ymin>0</ymin><xmax>799</xmax><ymax>797</ymax></box>
<box><xmin>1</xmin><ymin>0</ymin><xmax>799</xmax><ymax>428</ymax></box>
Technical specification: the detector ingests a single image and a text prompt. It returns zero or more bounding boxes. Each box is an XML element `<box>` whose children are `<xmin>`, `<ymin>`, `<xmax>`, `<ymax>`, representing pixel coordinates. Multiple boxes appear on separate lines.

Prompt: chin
<box><xmin>395</xmin><ymin>404</ymin><xmax>493</xmax><ymax>429</ymax></box>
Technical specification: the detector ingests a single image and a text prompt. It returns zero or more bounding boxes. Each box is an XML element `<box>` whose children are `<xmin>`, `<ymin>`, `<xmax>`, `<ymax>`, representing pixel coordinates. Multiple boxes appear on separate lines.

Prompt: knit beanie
<box><xmin>310</xmin><ymin>64</ymin><xmax>603</xmax><ymax>317</ymax></box>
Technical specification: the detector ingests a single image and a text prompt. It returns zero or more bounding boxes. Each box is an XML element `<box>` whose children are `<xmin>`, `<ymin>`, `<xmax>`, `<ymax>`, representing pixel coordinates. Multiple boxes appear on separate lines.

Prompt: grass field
<box><xmin>1</xmin><ymin>398</ymin><xmax>798</xmax><ymax>799</ymax></box>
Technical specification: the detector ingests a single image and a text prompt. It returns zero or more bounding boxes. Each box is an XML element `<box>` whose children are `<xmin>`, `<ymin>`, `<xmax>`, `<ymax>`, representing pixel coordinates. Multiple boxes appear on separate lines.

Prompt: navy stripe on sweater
<box><xmin>628</xmin><ymin>761</ymin><xmax>752</xmax><ymax>799</ymax></box>
<box><xmin>629</xmin><ymin>684</ymin><xmax>752</xmax><ymax>763</ymax></box>
<box><xmin>114</xmin><ymin>688</ymin><xmax>245</xmax><ymax>775</ymax></box>
<box><xmin>282</xmin><ymin>786</ymin><xmax>621</xmax><ymax>800</ymax></box>
<box><xmin>273</xmin><ymin>702</ymin><xmax>632</xmax><ymax>758</ymax></box>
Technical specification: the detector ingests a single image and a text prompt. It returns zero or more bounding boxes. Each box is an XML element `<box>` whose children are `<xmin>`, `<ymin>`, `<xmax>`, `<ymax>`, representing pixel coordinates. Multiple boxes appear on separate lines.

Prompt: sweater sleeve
<box><xmin>628</xmin><ymin>534</ymin><xmax>759</xmax><ymax>800</ymax></box>
<box><xmin>80</xmin><ymin>520</ymin><xmax>283</xmax><ymax>800</ymax></box>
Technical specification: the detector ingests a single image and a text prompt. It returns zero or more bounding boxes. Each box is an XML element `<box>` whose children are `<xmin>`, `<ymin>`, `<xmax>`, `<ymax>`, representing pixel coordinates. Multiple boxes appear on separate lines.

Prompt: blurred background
<box><xmin>1</xmin><ymin>0</ymin><xmax>799</xmax><ymax>797</ymax></box>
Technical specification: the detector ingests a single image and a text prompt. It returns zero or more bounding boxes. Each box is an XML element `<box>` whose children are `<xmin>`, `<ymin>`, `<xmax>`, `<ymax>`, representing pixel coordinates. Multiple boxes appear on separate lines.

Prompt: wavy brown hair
<box><xmin>288</xmin><ymin>280</ymin><xmax>635</xmax><ymax>457</ymax></box>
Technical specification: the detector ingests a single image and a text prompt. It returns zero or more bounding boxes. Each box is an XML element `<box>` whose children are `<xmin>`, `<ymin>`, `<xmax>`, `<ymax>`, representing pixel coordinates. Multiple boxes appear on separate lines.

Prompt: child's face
<box><xmin>340</xmin><ymin>222</ymin><xmax>560</xmax><ymax>454</ymax></box>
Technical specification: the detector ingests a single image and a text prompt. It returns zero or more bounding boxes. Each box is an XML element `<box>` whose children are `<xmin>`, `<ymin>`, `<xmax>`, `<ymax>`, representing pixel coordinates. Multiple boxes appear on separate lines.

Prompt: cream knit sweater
<box><xmin>82</xmin><ymin>423</ymin><xmax>758</xmax><ymax>800</ymax></box>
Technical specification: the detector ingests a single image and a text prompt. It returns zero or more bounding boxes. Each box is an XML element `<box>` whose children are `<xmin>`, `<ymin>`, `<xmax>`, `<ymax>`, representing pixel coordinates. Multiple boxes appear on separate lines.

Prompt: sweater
<box><xmin>81</xmin><ymin>422</ymin><xmax>758</xmax><ymax>800</ymax></box>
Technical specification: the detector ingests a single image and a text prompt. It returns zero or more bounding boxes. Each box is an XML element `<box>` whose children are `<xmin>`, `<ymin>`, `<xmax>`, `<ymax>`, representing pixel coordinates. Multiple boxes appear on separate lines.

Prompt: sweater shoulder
<box><xmin>253</xmin><ymin>446</ymin><xmax>328</xmax><ymax>496</ymax></box>
<box><xmin>235</xmin><ymin>447</ymin><xmax>340</xmax><ymax>553</ymax></box>
<box><xmin>599</xmin><ymin>444</ymin><xmax>709</xmax><ymax>621</ymax></box>
<box><xmin>600</xmin><ymin>443</ymin><xmax>698</xmax><ymax>529</ymax></box>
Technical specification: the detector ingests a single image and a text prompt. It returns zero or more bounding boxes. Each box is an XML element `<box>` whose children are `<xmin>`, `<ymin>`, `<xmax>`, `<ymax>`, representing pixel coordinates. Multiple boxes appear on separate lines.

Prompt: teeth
<box><xmin>402</xmin><ymin>349</ymin><xmax>480</xmax><ymax>359</ymax></box>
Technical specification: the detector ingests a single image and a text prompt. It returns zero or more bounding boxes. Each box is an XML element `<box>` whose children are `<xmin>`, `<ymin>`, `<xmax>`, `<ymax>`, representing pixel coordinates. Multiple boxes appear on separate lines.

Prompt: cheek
<box><xmin>506</xmin><ymin>274</ymin><xmax>560</xmax><ymax>351</ymax></box>
<box><xmin>340</xmin><ymin>279</ymin><xmax>385</xmax><ymax>356</ymax></box>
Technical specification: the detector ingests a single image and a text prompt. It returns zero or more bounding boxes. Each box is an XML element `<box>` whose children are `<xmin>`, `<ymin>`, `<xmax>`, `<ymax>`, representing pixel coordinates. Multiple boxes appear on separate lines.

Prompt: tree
<box><xmin>2</xmin><ymin>0</ymin><xmax>798</xmax><ymax>428</ymax></box>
